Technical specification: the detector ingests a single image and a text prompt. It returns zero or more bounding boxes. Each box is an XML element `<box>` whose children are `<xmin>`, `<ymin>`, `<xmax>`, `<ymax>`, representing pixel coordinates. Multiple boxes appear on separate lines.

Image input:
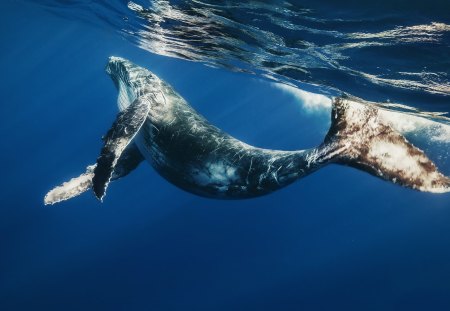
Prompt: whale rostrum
<box><xmin>44</xmin><ymin>57</ymin><xmax>450</xmax><ymax>205</ymax></box>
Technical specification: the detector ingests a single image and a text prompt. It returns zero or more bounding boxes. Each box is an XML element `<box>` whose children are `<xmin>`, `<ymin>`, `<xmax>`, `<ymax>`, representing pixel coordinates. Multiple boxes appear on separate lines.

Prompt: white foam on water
<box><xmin>378</xmin><ymin>109</ymin><xmax>450</xmax><ymax>144</ymax></box>
<box><xmin>272</xmin><ymin>83</ymin><xmax>332</xmax><ymax>113</ymax></box>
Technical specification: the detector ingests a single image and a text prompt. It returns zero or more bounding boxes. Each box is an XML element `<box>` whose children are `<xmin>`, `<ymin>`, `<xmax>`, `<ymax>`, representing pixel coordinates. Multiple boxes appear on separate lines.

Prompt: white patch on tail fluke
<box><xmin>324</xmin><ymin>98</ymin><xmax>450</xmax><ymax>193</ymax></box>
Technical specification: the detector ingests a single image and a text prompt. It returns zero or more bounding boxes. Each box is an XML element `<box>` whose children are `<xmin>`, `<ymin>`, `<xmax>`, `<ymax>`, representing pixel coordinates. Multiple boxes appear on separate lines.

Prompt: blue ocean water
<box><xmin>1</xmin><ymin>0</ymin><xmax>450</xmax><ymax>310</ymax></box>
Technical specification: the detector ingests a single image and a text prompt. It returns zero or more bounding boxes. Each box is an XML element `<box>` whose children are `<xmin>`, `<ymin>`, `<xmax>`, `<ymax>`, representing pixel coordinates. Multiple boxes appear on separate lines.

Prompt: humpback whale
<box><xmin>44</xmin><ymin>57</ymin><xmax>450</xmax><ymax>205</ymax></box>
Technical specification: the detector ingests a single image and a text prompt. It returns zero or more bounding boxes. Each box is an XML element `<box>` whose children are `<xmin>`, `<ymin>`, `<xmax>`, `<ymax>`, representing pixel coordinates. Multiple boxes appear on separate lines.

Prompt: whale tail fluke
<box><xmin>321</xmin><ymin>97</ymin><xmax>449</xmax><ymax>193</ymax></box>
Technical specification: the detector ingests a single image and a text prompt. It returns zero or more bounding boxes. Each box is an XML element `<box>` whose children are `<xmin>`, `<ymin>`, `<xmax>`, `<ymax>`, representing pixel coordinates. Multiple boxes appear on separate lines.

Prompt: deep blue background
<box><xmin>1</xmin><ymin>1</ymin><xmax>450</xmax><ymax>310</ymax></box>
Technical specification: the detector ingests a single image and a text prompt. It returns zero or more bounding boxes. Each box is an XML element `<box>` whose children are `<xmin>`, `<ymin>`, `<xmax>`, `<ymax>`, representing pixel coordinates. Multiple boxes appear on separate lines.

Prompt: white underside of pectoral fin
<box><xmin>44</xmin><ymin>141</ymin><xmax>145</xmax><ymax>205</ymax></box>
<box><xmin>44</xmin><ymin>165</ymin><xmax>96</xmax><ymax>205</ymax></box>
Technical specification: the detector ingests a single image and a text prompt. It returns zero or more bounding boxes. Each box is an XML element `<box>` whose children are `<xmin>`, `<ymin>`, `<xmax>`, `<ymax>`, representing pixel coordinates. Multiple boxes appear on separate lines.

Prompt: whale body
<box><xmin>44</xmin><ymin>57</ymin><xmax>450</xmax><ymax>205</ymax></box>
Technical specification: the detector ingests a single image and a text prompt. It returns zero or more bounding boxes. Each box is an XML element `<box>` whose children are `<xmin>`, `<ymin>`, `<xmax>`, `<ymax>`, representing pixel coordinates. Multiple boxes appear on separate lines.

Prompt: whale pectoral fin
<box><xmin>44</xmin><ymin>143</ymin><xmax>145</xmax><ymax>205</ymax></box>
<box><xmin>92</xmin><ymin>95</ymin><xmax>151</xmax><ymax>201</ymax></box>
<box><xmin>111</xmin><ymin>143</ymin><xmax>145</xmax><ymax>179</ymax></box>
<box><xmin>44</xmin><ymin>165</ymin><xmax>96</xmax><ymax>205</ymax></box>
<box><xmin>321</xmin><ymin>98</ymin><xmax>450</xmax><ymax>193</ymax></box>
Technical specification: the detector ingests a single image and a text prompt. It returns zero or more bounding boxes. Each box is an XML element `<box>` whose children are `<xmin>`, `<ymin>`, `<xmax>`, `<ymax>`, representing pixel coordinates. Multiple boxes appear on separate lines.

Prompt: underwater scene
<box><xmin>1</xmin><ymin>0</ymin><xmax>449</xmax><ymax>310</ymax></box>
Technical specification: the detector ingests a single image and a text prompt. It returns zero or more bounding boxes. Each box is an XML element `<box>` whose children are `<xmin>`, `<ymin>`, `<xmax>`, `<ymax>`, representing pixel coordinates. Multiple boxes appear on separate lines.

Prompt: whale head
<box><xmin>106</xmin><ymin>56</ymin><xmax>160</xmax><ymax>111</ymax></box>
<box><xmin>106</xmin><ymin>57</ymin><xmax>137</xmax><ymax>82</ymax></box>
<box><xmin>105</xmin><ymin>56</ymin><xmax>165</xmax><ymax>110</ymax></box>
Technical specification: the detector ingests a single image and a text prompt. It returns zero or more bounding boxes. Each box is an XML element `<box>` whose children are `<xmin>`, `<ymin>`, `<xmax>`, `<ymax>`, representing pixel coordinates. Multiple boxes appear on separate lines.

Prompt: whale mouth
<box><xmin>105</xmin><ymin>56</ymin><xmax>141</xmax><ymax>95</ymax></box>
<box><xmin>106</xmin><ymin>56</ymin><xmax>131</xmax><ymax>79</ymax></box>
<box><xmin>106</xmin><ymin>57</ymin><xmax>162</xmax><ymax>112</ymax></box>
<box><xmin>105</xmin><ymin>56</ymin><xmax>158</xmax><ymax>87</ymax></box>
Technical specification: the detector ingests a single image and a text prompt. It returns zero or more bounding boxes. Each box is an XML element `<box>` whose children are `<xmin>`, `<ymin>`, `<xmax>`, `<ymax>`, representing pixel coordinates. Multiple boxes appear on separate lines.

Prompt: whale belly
<box><xmin>134</xmin><ymin>115</ymin><xmax>303</xmax><ymax>199</ymax></box>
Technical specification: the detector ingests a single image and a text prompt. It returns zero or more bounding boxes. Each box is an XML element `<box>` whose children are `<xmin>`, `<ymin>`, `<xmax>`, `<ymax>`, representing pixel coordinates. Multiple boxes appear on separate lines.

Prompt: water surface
<box><xmin>1</xmin><ymin>1</ymin><xmax>450</xmax><ymax>310</ymax></box>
